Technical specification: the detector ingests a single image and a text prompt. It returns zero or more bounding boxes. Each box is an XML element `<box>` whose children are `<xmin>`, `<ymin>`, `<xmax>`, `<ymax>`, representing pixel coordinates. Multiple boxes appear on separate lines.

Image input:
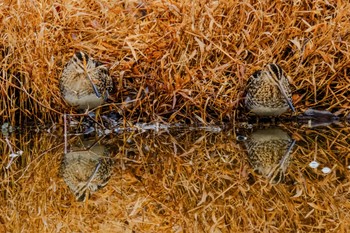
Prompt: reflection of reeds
<box><xmin>1</xmin><ymin>127</ymin><xmax>350</xmax><ymax>231</ymax></box>
<box><xmin>286</xmin><ymin>124</ymin><xmax>350</xmax><ymax>182</ymax></box>
<box><xmin>1</xmin><ymin>1</ymin><xmax>350</xmax><ymax>124</ymax></box>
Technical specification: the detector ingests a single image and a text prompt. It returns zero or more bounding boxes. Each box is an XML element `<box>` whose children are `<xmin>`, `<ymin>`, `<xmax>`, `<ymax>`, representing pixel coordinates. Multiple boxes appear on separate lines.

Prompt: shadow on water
<box><xmin>1</xmin><ymin>122</ymin><xmax>350</xmax><ymax>232</ymax></box>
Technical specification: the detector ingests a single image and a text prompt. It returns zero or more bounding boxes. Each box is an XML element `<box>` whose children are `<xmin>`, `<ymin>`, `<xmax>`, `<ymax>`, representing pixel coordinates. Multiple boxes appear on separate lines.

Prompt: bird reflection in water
<box><xmin>243</xmin><ymin>127</ymin><xmax>296</xmax><ymax>184</ymax></box>
<box><xmin>60</xmin><ymin>139</ymin><xmax>113</xmax><ymax>201</ymax></box>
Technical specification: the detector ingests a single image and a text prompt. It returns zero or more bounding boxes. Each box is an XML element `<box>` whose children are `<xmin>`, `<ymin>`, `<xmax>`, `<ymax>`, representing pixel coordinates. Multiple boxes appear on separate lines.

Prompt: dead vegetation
<box><xmin>1</xmin><ymin>0</ymin><xmax>350</xmax><ymax>125</ymax></box>
<box><xmin>1</xmin><ymin>0</ymin><xmax>350</xmax><ymax>231</ymax></box>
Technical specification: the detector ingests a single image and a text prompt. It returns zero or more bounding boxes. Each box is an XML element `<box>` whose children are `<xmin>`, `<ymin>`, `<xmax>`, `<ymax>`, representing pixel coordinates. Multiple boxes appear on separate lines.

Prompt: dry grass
<box><xmin>2</xmin><ymin>0</ymin><xmax>350</xmax><ymax>231</ymax></box>
<box><xmin>1</xmin><ymin>124</ymin><xmax>350</xmax><ymax>232</ymax></box>
<box><xmin>1</xmin><ymin>0</ymin><xmax>350</xmax><ymax>125</ymax></box>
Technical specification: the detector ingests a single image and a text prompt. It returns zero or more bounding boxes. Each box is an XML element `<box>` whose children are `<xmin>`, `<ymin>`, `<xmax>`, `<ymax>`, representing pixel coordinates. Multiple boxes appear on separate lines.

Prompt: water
<box><xmin>1</xmin><ymin>123</ymin><xmax>350</xmax><ymax>232</ymax></box>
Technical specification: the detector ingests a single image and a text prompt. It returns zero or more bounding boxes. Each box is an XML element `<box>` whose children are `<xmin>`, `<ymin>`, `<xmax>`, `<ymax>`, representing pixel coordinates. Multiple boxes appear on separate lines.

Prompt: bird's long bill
<box><xmin>277</xmin><ymin>81</ymin><xmax>295</xmax><ymax>112</ymax></box>
<box><xmin>86</xmin><ymin>73</ymin><xmax>102</xmax><ymax>98</ymax></box>
<box><xmin>268</xmin><ymin>139</ymin><xmax>296</xmax><ymax>184</ymax></box>
<box><xmin>75</xmin><ymin>55</ymin><xmax>102</xmax><ymax>98</ymax></box>
<box><xmin>280</xmin><ymin>139</ymin><xmax>296</xmax><ymax>167</ymax></box>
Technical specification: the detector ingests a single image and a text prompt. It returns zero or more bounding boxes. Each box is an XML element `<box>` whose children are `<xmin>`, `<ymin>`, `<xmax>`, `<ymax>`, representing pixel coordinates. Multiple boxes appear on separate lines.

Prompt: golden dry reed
<box><xmin>1</xmin><ymin>126</ymin><xmax>350</xmax><ymax>232</ymax></box>
<box><xmin>1</xmin><ymin>0</ymin><xmax>350</xmax><ymax>125</ymax></box>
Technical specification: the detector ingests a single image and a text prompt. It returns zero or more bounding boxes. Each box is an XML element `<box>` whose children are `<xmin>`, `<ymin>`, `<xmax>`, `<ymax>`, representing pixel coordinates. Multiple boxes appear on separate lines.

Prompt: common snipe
<box><xmin>60</xmin><ymin>51</ymin><xmax>113</xmax><ymax>110</ymax></box>
<box><xmin>245</xmin><ymin>63</ymin><xmax>295</xmax><ymax>116</ymax></box>
<box><xmin>244</xmin><ymin>127</ymin><xmax>296</xmax><ymax>184</ymax></box>
<box><xmin>60</xmin><ymin>145</ymin><xmax>112</xmax><ymax>201</ymax></box>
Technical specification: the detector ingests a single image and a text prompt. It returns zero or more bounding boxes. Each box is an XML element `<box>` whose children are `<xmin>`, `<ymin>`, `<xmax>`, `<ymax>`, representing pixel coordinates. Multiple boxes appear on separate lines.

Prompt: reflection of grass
<box><xmin>1</xmin><ymin>1</ymin><xmax>350</xmax><ymax>124</ymax></box>
<box><xmin>1</xmin><ymin>126</ymin><xmax>350</xmax><ymax>232</ymax></box>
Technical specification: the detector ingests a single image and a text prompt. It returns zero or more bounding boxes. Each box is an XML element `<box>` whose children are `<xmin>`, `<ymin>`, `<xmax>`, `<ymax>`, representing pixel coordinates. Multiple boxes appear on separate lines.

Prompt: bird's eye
<box><xmin>251</xmin><ymin>70</ymin><xmax>262</xmax><ymax>79</ymax></box>
<box><xmin>95</xmin><ymin>61</ymin><xmax>104</xmax><ymax>67</ymax></box>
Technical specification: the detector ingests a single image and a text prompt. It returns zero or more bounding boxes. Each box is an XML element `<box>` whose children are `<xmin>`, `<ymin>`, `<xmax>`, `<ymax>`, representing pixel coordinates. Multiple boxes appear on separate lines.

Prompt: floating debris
<box><xmin>237</xmin><ymin>122</ymin><xmax>253</xmax><ymax>129</ymax></box>
<box><xmin>110</xmin><ymin>123</ymin><xmax>223</xmax><ymax>133</ymax></box>
<box><xmin>6</xmin><ymin>152</ymin><xmax>22</xmax><ymax>169</ymax></box>
<box><xmin>189</xmin><ymin>125</ymin><xmax>222</xmax><ymax>133</ymax></box>
<box><xmin>321</xmin><ymin>167</ymin><xmax>331</xmax><ymax>174</ymax></box>
<box><xmin>5</xmin><ymin>138</ymin><xmax>23</xmax><ymax>169</ymax></box>
<box><xmin>4</xmin><ymin>137</ymin><xmax>23</xmax><ymax>169</ymax></box>
<box><xmin>298</xmin><ymin>109</ymin><xmax>339</xmax><ymax>128</ymax></box>
<box><xmin>135</xmin><ymin>122</ymin><xmax>170</xmax><ymax>132</ymax></box>
<box><xmin>309</xmin><ymin>161</ymin><xmax>320</xmax><ymax>169</ymax></box>
<box><xmin>303</xmin><ymin>109</ymin><xmax>337</xmax><ymax>118</ymax></box>
<box><xmin>83</xmin><ymin>127</ymin><xmax>96</xmax><ymax>135</ymax></box>
<box><xmin>104</xmin><ymin>129</ymin><xmax>112</xmax><ymax>135</ymax></box>
<box><xmin>1</xmin><ymin>122</ymin><xmax>14</xmax><ymax>136</ymax></box>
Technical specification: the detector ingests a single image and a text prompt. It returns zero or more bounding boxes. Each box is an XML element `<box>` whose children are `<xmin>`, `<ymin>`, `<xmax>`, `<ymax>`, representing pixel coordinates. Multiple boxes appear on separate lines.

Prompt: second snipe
<box><xmin>245</xmin><ymin>63</ymin><xmax>295</xmax><ymax>117</ymax></box>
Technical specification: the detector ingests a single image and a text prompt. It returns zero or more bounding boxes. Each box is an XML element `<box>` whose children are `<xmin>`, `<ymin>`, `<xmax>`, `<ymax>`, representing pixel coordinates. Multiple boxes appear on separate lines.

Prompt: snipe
<box><xmin>245</xmin><ymin>63</ymin><xmax>295</xmax><ymax>116</ymax></box>
<box><xmin>60</xmin><ymin>51</ymin><xmax>113</xmax><ymax>110</ymax></box>
<box><xmin>244</xmin><ymin>127</ymin><xmax>296</xmax><ymax>184</ymax></box>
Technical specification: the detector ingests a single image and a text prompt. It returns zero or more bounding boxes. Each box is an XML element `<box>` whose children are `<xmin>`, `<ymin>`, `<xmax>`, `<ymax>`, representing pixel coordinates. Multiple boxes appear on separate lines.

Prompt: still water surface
<box><xmin>1</xmin><ymin>123</ymin><xmax>350</xmax><ymax>232</ymax></box>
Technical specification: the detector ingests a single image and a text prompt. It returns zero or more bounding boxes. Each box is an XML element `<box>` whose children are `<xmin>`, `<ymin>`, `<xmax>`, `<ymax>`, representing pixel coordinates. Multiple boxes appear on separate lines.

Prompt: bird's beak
<box><xmin>277</xmin><ymin>82</ymin><xmax>295</xmax><ymax>112</ymax></box>
<box><xmin>86</xmin><ymin>73</ymin><xmax>102</xmax><ymax>98</ymax></box>
<box><xmin>74</xmin><ymin>57</ymin><xmax>102</xmax><ymax>98</ymax></box>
